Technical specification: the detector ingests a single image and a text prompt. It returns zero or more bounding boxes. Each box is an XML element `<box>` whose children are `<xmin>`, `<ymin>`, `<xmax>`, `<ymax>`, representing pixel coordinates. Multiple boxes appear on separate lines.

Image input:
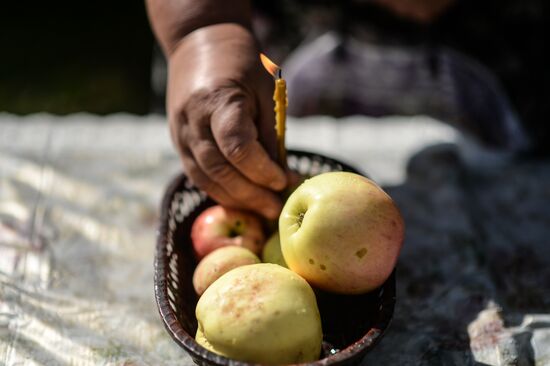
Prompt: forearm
<box><xmin>146</xmin><ymin>0</ymin><xmax>253</xmax><ymax>55</ymax></box>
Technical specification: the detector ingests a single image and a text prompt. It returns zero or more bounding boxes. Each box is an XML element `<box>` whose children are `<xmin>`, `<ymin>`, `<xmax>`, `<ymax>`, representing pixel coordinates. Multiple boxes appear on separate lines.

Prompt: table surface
<box><xmin>1</xmin><ymin>113</ymin><xmax>549</xmax><ymax>366</ymax></box>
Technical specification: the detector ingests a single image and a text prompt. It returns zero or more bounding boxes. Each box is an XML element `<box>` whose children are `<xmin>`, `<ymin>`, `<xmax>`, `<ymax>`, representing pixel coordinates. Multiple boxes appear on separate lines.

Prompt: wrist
<box><xmin>169</xmin><ymin>23</ymin><xmax>260</xmax><ymax>70</ymax></box>
<box><xmin>167</xmin><ymin>22</ymin><xmax>264</xmax><ymax>113</ymax></box>
<box><xmin>147</xmin><ymin>0</ymin><xmax>253</xmax><ymax>56</ymax></box>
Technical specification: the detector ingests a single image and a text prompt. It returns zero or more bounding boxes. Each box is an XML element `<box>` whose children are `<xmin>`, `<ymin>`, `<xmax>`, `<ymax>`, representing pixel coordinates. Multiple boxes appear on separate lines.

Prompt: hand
<box><xmin>167</xmin><ymin>23</ymin><xmax>287</xmax><ymax>219</ymax></box>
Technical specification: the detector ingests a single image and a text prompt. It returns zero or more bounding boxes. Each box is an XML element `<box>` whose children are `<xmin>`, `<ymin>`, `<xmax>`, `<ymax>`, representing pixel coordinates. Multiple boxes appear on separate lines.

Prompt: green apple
<box><xmin>279</xmin><ymin>172</ymin><xmax>404</xmax><ymax>294</ymax></box>
<box><xmin>261</xmin><ymin>231</ymin><xmax>287</xmax><ymax>268</ymax></box>
<box><xmin>195</xmin><ymin>263</ymin><xmax>322</xmax><ymax>364</ymax></box>
<box><xmin>193</xmin><ymin>246</ymin><xmax>260</xmax><ymax>295</ymax></box>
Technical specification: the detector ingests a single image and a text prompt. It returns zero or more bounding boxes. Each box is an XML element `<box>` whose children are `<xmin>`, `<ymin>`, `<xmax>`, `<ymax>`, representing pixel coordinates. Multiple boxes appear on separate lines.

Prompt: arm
<box><xmin>146</xmin><ymin>0</ymin><xmax>253</xmax><ymax>55</ymax></box>
<box><xmin>146</xmin><ymin>0</ymin><xmax>287</xmax><ymax>219</ymax></box>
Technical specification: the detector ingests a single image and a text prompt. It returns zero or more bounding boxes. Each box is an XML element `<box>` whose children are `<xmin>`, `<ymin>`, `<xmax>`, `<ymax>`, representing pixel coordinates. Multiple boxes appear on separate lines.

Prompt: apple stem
<box><xmin>297</xmin><ymin>212</ymin><xmax>305</xmax><ymax>228</ymax></box>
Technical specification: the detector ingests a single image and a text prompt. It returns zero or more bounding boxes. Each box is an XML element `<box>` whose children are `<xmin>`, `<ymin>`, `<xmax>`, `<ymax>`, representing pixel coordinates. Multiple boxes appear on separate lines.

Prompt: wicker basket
<box><xmin>155</xmin><ymin>149</ymin><xmax>396</xmax><ymax>366</ymax></box>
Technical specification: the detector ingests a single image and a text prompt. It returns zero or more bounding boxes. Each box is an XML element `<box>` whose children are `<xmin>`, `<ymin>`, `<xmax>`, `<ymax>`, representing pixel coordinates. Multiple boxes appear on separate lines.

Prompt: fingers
<box><xmin>286</xmin><ymin>169</ymin><xmax>303</xmax><ymax>188</ymax></box>
<box><xmin>179</xmin><ymin>145</ymin><xmax>242</xmax><ymax>209</ymax></box>
<box><xmin>210</xmin><ymin>97</ymin><xmax>287</xmax><ymax>191</ymax></box>
<box><xmin>190</xmin><ymin>138</ymin><xmax>283</xmax><ymax>219</ymax></box>
<box><xmin>174</xmin><ymin>114</ymin><xmax>283</xmax><ymax>219</ymax></box>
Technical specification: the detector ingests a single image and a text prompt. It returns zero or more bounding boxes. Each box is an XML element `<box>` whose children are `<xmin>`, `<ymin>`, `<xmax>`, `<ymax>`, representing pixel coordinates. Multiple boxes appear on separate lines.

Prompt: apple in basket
<box><xmin>191</xmin><ymin>205</ymin><xmax>265</xmax><ymax>259</ymax></box>
<box><xmin>279</xmin><ymin>172</ymin><xmax>404</xmax><ymax>294</ymax></box>
<box><xmin>195</xmin><ymin>263</ymin><xmax>323</xmax><ymax>364</ymax></box>
<box><xmin>192</xmin><ymin>246</ymin><xmax>260</xmax><ymax>295</ymax></box>
<box><xmin>261</xmin><ymin>231</ymin><xmax>287</xmax><ymax>268</ymax></box>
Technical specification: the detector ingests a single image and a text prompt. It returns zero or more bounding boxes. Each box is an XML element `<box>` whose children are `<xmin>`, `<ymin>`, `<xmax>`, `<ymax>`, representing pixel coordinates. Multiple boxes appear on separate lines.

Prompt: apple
<box><xmin>261</xmin><ymin>231</ymin><xmax>287</xmax><ymax>268</ymax></box>
<box><xmin>193</xmin><ymin>246</ymin><xmax>260</xmax><ymax>295</ymax></box>
<box><xmin>191</xmin><ymin>205</ymin><xmax>265</xmax><ymax>259</ymax></box>
<box><xmin>279</xmin><ymin>172</ymin><xmax>404</xmax><ymax>294</ymax></box>
<box><xmin>195</xmin><ymin>263</ymin><xmax>323</xmax><ymax>364</ymax></box>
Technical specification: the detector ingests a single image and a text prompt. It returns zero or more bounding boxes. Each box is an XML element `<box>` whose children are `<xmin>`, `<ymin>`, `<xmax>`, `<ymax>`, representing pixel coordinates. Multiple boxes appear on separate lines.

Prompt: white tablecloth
<box><xmin>1</xmin><ymin>113</ymin><xmax>549</xmax><ymax>365</ymax></box>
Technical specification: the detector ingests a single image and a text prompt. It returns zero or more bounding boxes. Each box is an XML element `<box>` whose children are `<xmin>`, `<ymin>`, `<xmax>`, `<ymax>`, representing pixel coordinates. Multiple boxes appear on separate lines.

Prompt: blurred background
<box><xmin>1</xmin><ymin>1</ymin><xmax>154</xmax><ymax>115</ymax></box>
<box><xmin>1</xmin><ymin>0</ymin><xmax>548</xmax><ymax>150</ymax></box>
<box><xmin>1</xmin><ymin>2</ymin><xmax>549</xmax><ymax>365</ymax></box>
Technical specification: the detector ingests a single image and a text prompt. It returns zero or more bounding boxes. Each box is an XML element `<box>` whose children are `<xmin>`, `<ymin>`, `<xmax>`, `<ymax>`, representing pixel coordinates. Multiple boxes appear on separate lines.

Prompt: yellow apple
<box><xmin>195</xmin><ymin>263</ymin><xmax>322</xmax><ymax>364</ymax></box>
<box><xmin>192</xmin><ymin>246</ymin><xmax>260</xmax><ymax>295</ymax></box>
<box><xmin>261</xmin><ymin>231</ymin><xmax>287</xmax><ymax>268</ymax></box>
<box><xmin>279</xmin><ymin>172</ymin><xmax>404</xmax><ymax>294</ymax></box>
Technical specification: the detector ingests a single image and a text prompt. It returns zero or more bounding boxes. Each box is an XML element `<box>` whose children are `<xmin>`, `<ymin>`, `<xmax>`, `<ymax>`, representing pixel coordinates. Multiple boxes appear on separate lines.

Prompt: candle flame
<box><xmin>260</xmin><ymin>53</ymin><xmax>281</xmax><ymax>78</ymax></box>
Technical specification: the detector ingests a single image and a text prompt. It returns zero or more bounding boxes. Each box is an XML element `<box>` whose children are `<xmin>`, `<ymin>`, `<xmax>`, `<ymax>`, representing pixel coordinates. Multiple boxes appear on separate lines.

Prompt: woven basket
<box><xmin>155</xmin><ymin>149</ymin><xmax>396</xmax><ymax>366</ymax></box>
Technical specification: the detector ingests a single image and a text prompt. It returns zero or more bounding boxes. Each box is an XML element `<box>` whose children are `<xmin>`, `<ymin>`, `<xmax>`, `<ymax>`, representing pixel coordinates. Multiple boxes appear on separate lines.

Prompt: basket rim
<box><xmin>154</xmin><ymin>149</ymin><xmax>396</xmax><ymax>366</ymax></box>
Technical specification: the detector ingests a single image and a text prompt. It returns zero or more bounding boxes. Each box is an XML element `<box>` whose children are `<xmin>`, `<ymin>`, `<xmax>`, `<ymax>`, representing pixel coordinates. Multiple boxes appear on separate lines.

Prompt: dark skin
<box><xmin>147</xmin><ymin>0</ymin><xmax>287</xmax><ymax>219</ymax></box>
<box><xmin>146</xmin><ymin>0</ymin><xmax>454</xmax><ymax>219</ymax></box>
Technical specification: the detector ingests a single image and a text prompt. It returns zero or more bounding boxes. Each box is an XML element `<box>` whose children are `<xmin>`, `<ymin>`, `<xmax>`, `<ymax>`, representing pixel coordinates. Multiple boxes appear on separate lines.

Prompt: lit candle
<box><xmin>260</xmin><ymin>53</ymin><xmax>288</xmax><ymax>169</ymax></box>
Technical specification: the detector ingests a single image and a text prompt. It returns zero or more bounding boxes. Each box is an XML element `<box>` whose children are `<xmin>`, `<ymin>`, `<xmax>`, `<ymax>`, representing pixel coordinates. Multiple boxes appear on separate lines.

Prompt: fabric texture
<box><xmin>1</xmin><ymin>114</ymin><xmax>549</xmax><ymax>365</ymax></box>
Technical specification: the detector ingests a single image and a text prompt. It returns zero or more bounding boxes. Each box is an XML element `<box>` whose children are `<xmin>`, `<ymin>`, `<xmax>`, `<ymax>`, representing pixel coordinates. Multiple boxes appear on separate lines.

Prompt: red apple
<box><xmin>191</xmin><ymin>205</ymin><xmax>265</xmax><ymax>259</ymax></box>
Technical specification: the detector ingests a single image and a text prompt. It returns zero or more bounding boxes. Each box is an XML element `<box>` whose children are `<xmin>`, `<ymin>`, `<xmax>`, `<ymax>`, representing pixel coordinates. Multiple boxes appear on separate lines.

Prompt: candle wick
<box><xmin>276</xmin><ymin>68</ymin><xmax>282</xmax><ymax>79</ymax></box>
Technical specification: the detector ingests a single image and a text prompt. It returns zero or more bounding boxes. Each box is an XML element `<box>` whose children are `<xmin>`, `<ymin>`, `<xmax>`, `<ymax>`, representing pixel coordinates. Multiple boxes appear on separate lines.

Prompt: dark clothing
<box><xmin>253</xmin><ymin>0</ymin><xmax>549</xmax><ymax>153</ymax></box>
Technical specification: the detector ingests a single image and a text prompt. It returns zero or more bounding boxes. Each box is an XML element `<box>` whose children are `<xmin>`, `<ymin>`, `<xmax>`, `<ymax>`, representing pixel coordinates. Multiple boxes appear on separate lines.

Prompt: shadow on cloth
<box><xmin>362</xmin><ymin>143</ymin><xmax>550</xmax><ymax>365</ymax></box>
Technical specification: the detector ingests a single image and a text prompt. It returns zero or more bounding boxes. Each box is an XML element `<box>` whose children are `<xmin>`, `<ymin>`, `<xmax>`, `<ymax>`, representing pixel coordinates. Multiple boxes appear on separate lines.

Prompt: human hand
<box><xmin>167</xmin><ymin>23</ymin><xmax>287</xmax><ymax>219</ymax></box>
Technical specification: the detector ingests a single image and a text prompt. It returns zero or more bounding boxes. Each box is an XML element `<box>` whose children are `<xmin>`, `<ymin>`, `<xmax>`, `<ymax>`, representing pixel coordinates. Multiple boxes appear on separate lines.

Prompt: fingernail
<box><xmin>270</xmin><ymin>172</ymin><xmax>287</xmax><ymax>191</ymax></box>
